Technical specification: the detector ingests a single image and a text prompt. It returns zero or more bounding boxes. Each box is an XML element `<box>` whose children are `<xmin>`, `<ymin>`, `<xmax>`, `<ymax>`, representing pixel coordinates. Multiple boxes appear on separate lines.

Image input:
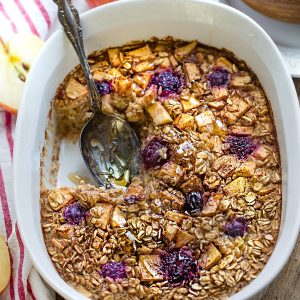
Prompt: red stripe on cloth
<box><xmin>0</xmin><ymin>2</ymin><xmax>17</xmax><ymax>33</ymax></box>
<box><xmin>34</xmin><ymin>0</ymin><xmax>51</xmax><ymax>29</ymax></box>
<box><xmin>9</xmin><ymin>252</ymin><xmax>15</xmax><ymax>299</ymax></box>
<box><xmin>14</xmin><ymin>0</ymin><xmax>40</xmax><ymax>36</ymax></box>
<box><xmin>27</xmin><ymin>280</ymin><xmax>36</xmax><ymax>300</ymax></box>
<box><xmin>5</xmin><ymin>112</ymin><xmax>14</xmax><ymax>159</ymax></box>
<box><xmin>0</xmin><ymin>168</ymin><xmax>12</xmax><ymax>237</ymax></box>
<box><xmin>16</xmin><ymin>224</ymin><xmax>26</xmax><ymax>300</ymax></box>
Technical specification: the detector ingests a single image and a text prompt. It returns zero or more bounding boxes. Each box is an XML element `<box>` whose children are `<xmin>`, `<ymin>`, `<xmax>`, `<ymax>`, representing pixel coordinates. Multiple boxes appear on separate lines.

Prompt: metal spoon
<box><xmin>55</xmin><ymin>0</ymin><xmax>141</xmax><ymax>188</ymax></box>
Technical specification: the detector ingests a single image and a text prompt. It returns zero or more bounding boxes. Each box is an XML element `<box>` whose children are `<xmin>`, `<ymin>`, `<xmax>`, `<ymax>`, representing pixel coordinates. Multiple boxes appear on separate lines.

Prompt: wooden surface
<box><xmin>56</xmin><ymin>79</ymin><xmax>300</xmax><ymax>300</ymax></box>
<box><xmin>242</xmin><ymin>0</ymin><xmax>300</xmax><ymax>24</ymax></box>
<box><xmin>262</xmin><ymin>78</ymin><xmax>300</xmax><ymax>300</ymax></box>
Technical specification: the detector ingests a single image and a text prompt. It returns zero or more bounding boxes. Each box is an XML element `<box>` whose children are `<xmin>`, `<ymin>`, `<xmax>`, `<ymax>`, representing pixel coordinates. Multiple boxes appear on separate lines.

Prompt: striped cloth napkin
<box><xmin>0</xmin><ymin>1</ymin><xmax>89</xmax><ymax>299</ymax></box>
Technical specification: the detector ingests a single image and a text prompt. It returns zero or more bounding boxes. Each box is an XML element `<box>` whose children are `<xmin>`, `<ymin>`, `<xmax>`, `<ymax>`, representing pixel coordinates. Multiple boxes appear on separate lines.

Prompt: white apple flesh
<box><xmin>0</xmin><ymin>234</ymin><xmax>11</xmax><ymax>293</ymax></box>
<box><xmin>0</xmin><ymin>33</ymin><xmax>44</xmax><ymax>113</ymax></box>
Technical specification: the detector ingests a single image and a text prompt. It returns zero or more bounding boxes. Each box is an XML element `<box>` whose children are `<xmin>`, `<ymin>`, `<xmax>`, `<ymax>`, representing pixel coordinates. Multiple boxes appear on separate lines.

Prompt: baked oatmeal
<box><xmin>41</xmin><ymin>37</ymin><xmax>281</xmax><ymax>299</ymax></box>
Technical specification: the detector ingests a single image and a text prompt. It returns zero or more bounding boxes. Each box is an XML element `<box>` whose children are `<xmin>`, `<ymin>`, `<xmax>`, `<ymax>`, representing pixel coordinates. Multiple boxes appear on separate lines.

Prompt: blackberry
<box><xmin>63</xmin><ymin>203</ymin><xmax>86</xmax><ymax>225</ymax></box>
<box><xmin>184</xmin><ymin>191</ymin><xmax>203</xmax><ymax>214</ymax></box>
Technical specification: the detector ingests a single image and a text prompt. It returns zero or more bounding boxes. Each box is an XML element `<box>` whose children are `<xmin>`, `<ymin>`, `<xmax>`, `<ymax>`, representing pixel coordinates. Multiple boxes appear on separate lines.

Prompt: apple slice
<box><xmin>0</xmin><ymin>33</ymin><xmax>44</xmax><ymax>114</ymax></box>
<box><xmin>0</xmin><ymin>234</ymin><xmax>11</xmax><ymax>293</ymax></box>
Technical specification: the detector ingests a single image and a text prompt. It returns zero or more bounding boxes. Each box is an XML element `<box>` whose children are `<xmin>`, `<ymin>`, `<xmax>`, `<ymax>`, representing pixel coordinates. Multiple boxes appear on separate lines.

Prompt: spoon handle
<box><xmin>54</xmin><ymin>0</ymin><xmax>100</xmax><ymax>113</ymax></box>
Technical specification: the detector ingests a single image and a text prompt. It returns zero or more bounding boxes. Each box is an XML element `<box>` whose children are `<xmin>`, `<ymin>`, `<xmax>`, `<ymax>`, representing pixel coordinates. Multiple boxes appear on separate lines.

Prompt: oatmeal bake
<box><xmin>41</xmin><ymin>37</ymin><xmax>281</xmax><ymax>299</ymax></box>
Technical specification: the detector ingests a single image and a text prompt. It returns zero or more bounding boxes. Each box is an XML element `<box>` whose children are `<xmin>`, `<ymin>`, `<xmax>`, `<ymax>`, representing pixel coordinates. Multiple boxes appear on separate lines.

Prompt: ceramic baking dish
<box><xmin>14</xmin><ymin>0</ymin><xmax>300</xmax><ymax>299</ymax></box>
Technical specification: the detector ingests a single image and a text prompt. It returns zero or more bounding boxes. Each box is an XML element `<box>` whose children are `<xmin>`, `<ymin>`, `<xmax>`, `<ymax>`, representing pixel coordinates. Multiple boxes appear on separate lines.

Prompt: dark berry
<box><xmin>227</xmin><ymin>135</ymin><xmax>257</xmax><ymax>159</ymax></box>
<box><xmin>208</xmin><ymin>68</ymin><xmax>230</xmax><ymax>87</ymax></box>
<box><xmin>63</xmin><ymin>203</ymin><xmax>86</xmax><ymax>225</ymax></box>
<box><xmin>151</xmin><ymin>69</ymin><xmax>183</xmax><ymax>96</ymax></box>
<box><xmin>95</xmin><ymin>80</ymin><xmax>113</xmax><ymax>96</ymax></box>
<box><xmin>184</xmin><ymin>191</ymin><xmax>203</xmax><ymax>215</ymax></box>
<box><xmin>142</xmin><ymin>137</ymin><xmax>170</xmax><ymax>169</ymax></box>
<box><xmin>99</xmin><ymin>261</ymin><xmax>127</xmax><ymax>280</ymax></box>
<box><xmin>160</xmin><ymin>248</ymin><xmax>198</xmax><ymax>284</ymax></box>
<box><xmin>124</xmin><ymin>195</ymin><xmax>140</xmax><ymax>203</ymax></box>
<box><xmin>226</xmin><ymin>217</ymin><xmax>247</xmax><ymax>237</ymax></box>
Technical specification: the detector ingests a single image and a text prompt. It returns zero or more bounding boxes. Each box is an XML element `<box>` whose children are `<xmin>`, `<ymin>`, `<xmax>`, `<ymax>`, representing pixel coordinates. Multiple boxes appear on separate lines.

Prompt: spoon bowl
<box><xmin>80</xmin><ymin>112</ymin><xmax>141</xmax><ymax>187</ymax></box>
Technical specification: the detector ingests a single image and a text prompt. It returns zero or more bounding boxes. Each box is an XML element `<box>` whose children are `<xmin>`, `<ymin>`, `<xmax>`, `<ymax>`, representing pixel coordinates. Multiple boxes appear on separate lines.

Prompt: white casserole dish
<box><xmin>14</xmin><ymin>0</ymin><xmax>300</xmax><ymax>299</ymax></box>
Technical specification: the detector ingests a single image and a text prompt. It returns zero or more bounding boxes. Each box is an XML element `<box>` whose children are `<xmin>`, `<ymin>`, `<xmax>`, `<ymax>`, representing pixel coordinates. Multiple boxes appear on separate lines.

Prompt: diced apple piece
<box><xmin>157</xmin><ymin>162</ymin><xmax>185</xmax><ymax>186</ymax></box>
<box><xmin>93</xmin><ymin>71</ymin><xmax>114</xmax><ymax>81</ymax></box>
<box><xmin>199</xmin><ymin>243</ymin><xmax>222</xmax><ymax>270</ymax></box>
<box><xmin>235</xmin><ymin>161</ymin><xmax>256</xmax><ymax>177</ymax></box>
<box><xmin>110</xmin><ymin>206</ymin><xmax>127</xmax><ymax>228</ymax></box>
<box><xmin>180</xmin><ymin>175</ymin><xmax>204</xmax><ymax>194</ymax></box>
<box><xmin>215</xmin><ymin>57</ymin><xmax>232</xmax><ymax>71</ymax></box>
<box><xmin>56</xmin><ymin>224</ymin><xmax>74</xmax><ymax>239</ymax></box>
<box><xmin>88</xmin><ymin>203</ymin><xmax>114</xmax><ymax>229</ymax></box>
<box><xmin>229</xmin><ymin>125</ymin><xmax>253</xmax><ymax>136</ymax></box>
<box><xmin>224</xmin><ymin>96</ymin><xmax>250</xmax><ymax>125</ymax></box>
<box><xmin>139</xmin><ymin>255</ymin><xmax>164</xmax><ymax>282</ymax></box>
<box><xmin>252</xmin><ymin>146</ymin><xmax>270</xmax><ymax>160</ymax></box>
<box><xmin>133</xmin><ymin>72</ymin><xmax>153</xmax><ymax>89</ymax></box>
<box><xmin>195</xmin><ymin>111</ymin><xmax>215</xmax><ymax>130</ymax></box>
<box><xmin>48</xmin><ymin>187</ymin><xmax>74</xmax><ymax>211</ymax></box>
<box><xmin>108</xmin><ymin>48</ymin><xmax>122</xmax><ymax>67</ymax></box>
<box><xmin>224</xmin><ymin>177</ymin><xmax>248</xmax><ymax>196</ymax></box>
<box><xmin>165</xmin><ymin>211</ymin><xmax>186</xmax><ymax>224</ymax></box>
<box><xmin>201</xmin><ymin>194</ymin><xmax>222</xmax><ymax>217</ymax></box>
<box><xmin>212</xmin><ymin>119</ymin><xmax>227</xmax><ymax>137</ymax></box>
<box><xmin>156</xmin><ymin>57</ymin><xmax>171</xmax><ymax>68</ymax></box>
<box><xmin>107</xmin><ymin>68</ymin><xmax>124</xmax><ymax>77</ymax></box>
<box><xmin>208</xmin><ymin>100</ymin><xmax>226</xmax><ymax>110</ymax></box>
<box><xmin>213</xmin><ymin>155</ymin><xmax>239</xmax><ymax>178</ymax></box>
<box><xmin>66</xmin><ymin>78</ymin><xmax>87</xmax><ymax>99</ymax></box>
<box><xmin>230</xmin><ymin>71</ymin><xmax>251</xmax><ymax>87</ymax></box>
<box><xmin>175</xmin><ymin>229</ymin><xmax>195</xmax><ymax>248</ymax></box>
<box><xmin>164</xmin><ymin>224</ymin><xmax>178</xmax><ymax>242</ymax></box>
<box><xmin>133</xmin><ymin>61</ymin><xmax>155</xmax><ymax>73</ymax></box>
<box><xmin>174</xmin><ymin>114</ymin><xmax>194</xmax><ymax>131</ymax></box>
<box><xmin>141</xmin><ymin>85</ymin><xmax>157</xmax><ymax>108</ymax></box>
<box><xmin>147</xmin><ymin>102</ymin><xmax>173</xmax><ymax>125</ymax></box>
<box><xmin>184</xmin><ymin>62</ymin><xmax>201</xmax><ymax>82</ymax></box>
<box><xmin>113</xmin><ymin>77</ymin><xmax>132</xmax><ymax>96</ymax></box>
<box><xmin>180</xmin><ymin>95</ymin><xmax>201</xmax><ymax>112</ymax></box>
<box><xmin>175</xmin><ymin>41</ymin><xmax>197</xmax><ymax>60</ymax></box>
<box><xmin>127</xmin><ymin>45</ymin><xmax>152</xmax><ymax>58</ymax></box>
<box><xmin>0</xmin><ymin>234</ymin><xmax>11</xmax><ymax>293</ymax></box>
<box><xmin>211</xmin><ymin>86</ymin><xmax>228</xmax><ymax>100</ymax></box>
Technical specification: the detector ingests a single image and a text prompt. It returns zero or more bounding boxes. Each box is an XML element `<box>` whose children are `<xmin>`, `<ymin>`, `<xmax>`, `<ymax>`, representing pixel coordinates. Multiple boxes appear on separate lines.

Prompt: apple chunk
<box><xmin>0</xmin><ymin>234</ymin><xmax>11</xmax><ymax>293</ymax></box>
<box><xmin>199</xmin><ymin>243</ymin><xmax>222</xmax><ymax>270</ymax></box>
<box><xmin>139</xmin><ymin>255</ymin><xmax>164</xmax><ymax>282</ymax></box>
<box><xmin>147</xmin><ymin>102</ymin><xmax>173</xmax><ymax>125</ymax></box>
<box><xmin>0</xmin><ymin>33</ymin><xmax>44</xmax><ymax>113</ymax></box>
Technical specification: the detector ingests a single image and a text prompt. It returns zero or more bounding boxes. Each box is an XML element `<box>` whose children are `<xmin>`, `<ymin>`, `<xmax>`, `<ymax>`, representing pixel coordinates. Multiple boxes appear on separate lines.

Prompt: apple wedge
<box><xmin>0</xmin><ymin>33</ymin><xmax>44</xmax><ymax>114</ymax></box>
<box><xmin>0</xmin><ymin>234</ymin><xmax>11</xmax><ymax>293</ymax></box>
